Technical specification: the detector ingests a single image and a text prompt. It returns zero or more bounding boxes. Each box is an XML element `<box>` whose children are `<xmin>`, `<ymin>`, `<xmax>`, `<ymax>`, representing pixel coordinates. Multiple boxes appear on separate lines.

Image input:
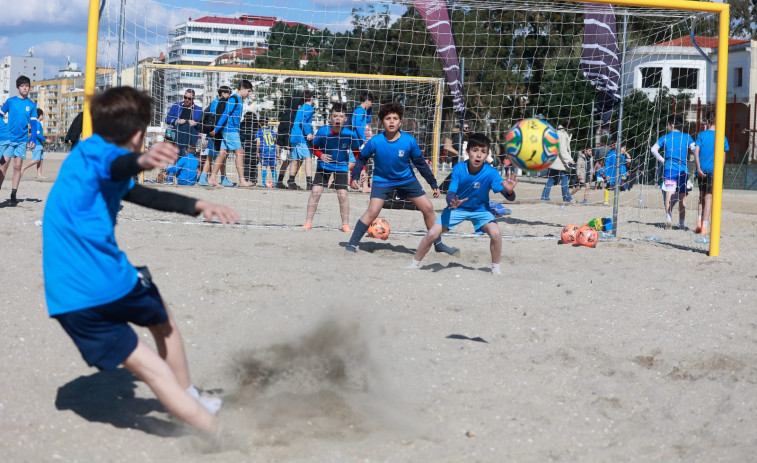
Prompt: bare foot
<box><xmin>207</xmin><ymin>177</ymin><xmax>223</xmax><ymax>188</ymax></box>
<box><xmin>238</xmin><ymin>180</ymin><xmax>254</xmax><ymax>188</ymax></box>
<box><xmin>37</xmin><ymin>176</ymin><xmax>48</xmax><ymax>180</ymax></box>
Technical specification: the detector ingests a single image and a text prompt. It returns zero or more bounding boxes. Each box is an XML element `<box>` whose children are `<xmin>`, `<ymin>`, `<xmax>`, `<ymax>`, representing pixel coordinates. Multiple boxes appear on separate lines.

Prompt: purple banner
<box><xmin>581</xmin><ymin>3</ymin><xmax>620</xmax><ymax>123</ymax></box>
<box><xmin>414</xmin><ymin>0</ymin><xmax>465</xmax><ymax>116</ymax></box>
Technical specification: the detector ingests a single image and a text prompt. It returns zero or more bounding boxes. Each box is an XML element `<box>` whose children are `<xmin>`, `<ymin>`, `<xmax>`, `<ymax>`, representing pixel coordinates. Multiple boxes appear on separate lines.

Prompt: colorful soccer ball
<box><xmin>367</xmin><ymin>218</ymin><xmax>390</xmax><ymax>240</ymax></box>
<box><xmin>504</xmin><ymin>118</ymin><xmax>559</xmax><ymax>171</ymax></box>
<box><xmin>576</xmin><ymin>225</ymin><xmax>598</xmax><ymax>248</ymax></box>
<box><xmin>560</xmin><ymin>224</ymin><xmax>580</xmax><ymax>244</ymax></box>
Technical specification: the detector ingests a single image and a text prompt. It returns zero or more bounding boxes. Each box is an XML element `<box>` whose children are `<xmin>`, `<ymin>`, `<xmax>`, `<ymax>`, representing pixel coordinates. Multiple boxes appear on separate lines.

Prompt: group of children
<box><xmin>0</xmin><ymin>75</ymin><xmax>48</xmax><ymax>205</ymax></box>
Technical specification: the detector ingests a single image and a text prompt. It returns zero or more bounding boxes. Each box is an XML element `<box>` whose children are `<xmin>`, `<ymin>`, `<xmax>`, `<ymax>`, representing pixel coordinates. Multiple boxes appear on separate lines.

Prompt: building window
<box><xmin>735</xmin><ymin>67</ymin><xmax>743</xmax><ymax>87</ymax></box>
<box><xmin>671</xmin><ymin>68</ymin><xmax>698</xmax><ymax>89</ymax></box>
<box><xmin>713</xmin><ymin>70</ymin><xmax>717</xmax><ymax>83</ymax></box>
<box><xmin>640</xmin><ymin>67</ymin><xmax>662</xmax><ymax>88</ymax></box>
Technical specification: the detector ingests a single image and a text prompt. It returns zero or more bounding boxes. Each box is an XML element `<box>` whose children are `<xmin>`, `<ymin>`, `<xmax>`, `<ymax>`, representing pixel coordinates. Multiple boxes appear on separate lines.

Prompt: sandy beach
<box><xmin>2</xmin><ymin>151</ymin><xmax>757</xmax><ymax>461</ymax></box>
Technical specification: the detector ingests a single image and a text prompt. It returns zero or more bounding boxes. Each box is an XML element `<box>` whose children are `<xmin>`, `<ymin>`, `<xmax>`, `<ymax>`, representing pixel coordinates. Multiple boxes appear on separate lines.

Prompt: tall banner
<box><xmin>581</xmin><ymin>3</ymin><xmax>620</xmax><ymax>124</ymax></box>
<box><xmin>414</xmin><ymin>0</ymin><xmax>465</xmax><ymax>116</ymax></box>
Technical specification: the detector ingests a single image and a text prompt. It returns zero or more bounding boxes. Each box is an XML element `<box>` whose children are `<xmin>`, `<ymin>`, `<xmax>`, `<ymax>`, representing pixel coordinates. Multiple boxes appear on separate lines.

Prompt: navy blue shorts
<box><xmin>53</xmin><ymin>267</ymin><xmax>168</xmax><ymax>371</ymax></box>
<box><xmin>371</xmin><ymin>179</ymin><xmax>427</xmax><ymax>200</ymax></box>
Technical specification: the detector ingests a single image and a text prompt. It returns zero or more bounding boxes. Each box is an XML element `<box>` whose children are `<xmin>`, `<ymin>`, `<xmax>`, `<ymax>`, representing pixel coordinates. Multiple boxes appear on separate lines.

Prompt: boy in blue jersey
<box><xmin>165</xmin><ymin>147</ymin><xmax>200</xmax><ymax>185</ymax></box>
<box><xmin>0</xmin><ymin>75</ymin><xmax>38</xmax><ymax>204</ymax></box>
<box><xmin>208</xmin><ymin>80</ymin><xmax>253</xmax><ymax>188</ymax></box>
<box><xmin>199</xmin><ymin>86</ymin><xmax>231</xmax><ymax>187</ymax></box>
<box><xmin>43</xmin><ymin>87</ymin><xmax>238</xmax><ymax>435</ymax></box>
<box><xmin>288</xmin><ymin>90</ymin><xmax>315</xmax><ymax>190</ymax></box>
<box><xmin>303</xmin><ymin>103</ymin><xmax>362</xmax><ymax>232</ymax></box>
<box><xmin>255</xmin><ymin>117</ymin><xmax>278</xmax><ymax>187</ymax></box>
<box><xmin>351</xmin><ymin>90</ymin><xmax>373</xmax><ymax>144</ymax></box>
<box><xmin>21</xmin><ymin>108</ymin><xmax>47</xmax><ymax>179</ymax></box>
<box><xmin>409</xmin><ymin>133</ymin><xmax>517</xmax><ymax>275</ymax></box>
<box><xmin>693</xmin><ymin>112</ymin><xmax>729</xmax><ymax>235</ymax></box>
<box><xmin>651</xmin><ymin>114</ymin><xmax>695</xmax><ymax>229</ymax></box>
<box><xmin>347</xmin><ymin>102</ymin><xmax>457</xmax><ymax>255</ymax></box>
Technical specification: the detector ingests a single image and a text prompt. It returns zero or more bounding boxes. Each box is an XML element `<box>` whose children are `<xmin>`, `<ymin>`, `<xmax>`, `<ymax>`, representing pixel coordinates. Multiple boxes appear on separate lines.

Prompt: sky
<box><xmin>0</xmin><ymin>0</ymin><xmax>403</xmax><ymax>80</ymax></box>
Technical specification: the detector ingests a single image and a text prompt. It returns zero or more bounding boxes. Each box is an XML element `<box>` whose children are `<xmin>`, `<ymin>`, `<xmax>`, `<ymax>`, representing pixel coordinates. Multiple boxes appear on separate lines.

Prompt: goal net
<box><xmin>94</xmin><ymin>0</ymin><xmax>729</xmax><ymax>251</ymax></box>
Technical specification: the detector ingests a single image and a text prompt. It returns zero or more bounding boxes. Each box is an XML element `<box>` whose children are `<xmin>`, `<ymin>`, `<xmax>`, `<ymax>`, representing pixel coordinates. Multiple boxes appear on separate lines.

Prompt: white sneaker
<box><xmin>665</xmin><ymin>215</ymin><xmax>672</xmax><ymax>230</ymax></box>
<box><xmin>407</xmin><ymin>259</ymin><xmax>420</xmax><ymax>269</ymax></box>
<box><xmin>491</xmin><ymin>266</ymin><xmax>501</xmax><ymax>276</ymax></box>
<box><xmin>188</xmin><ymin>385</ymin><xmax>222</xmax><ymax>415</ymax></box>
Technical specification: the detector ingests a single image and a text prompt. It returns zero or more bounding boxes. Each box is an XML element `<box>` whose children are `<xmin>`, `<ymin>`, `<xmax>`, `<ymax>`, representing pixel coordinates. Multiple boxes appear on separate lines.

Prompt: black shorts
<box><xmin>53</xmin><ymin>267</ymin><xmax>168</xmax><ymax>371</ymax></box>
<box><xmin>698</xmin><ymin>174</ymin><xmax>714</xmax><ymax>194</ymax></box>
<box><xmin>313</xmin><ymin>167</ymin><xmax>349</xmax><ymax>190</ymax></box>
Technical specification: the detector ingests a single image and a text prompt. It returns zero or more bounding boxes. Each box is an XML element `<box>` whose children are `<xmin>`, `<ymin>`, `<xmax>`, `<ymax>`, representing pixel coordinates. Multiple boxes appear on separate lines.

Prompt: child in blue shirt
<box><xmin>255</xmin><ymin>118</ymin><xmax>278</xmax><ymax>187</ymax></box>
<box><xmin>0</xmin><ymin>75</ymin><xmax>38</xmax><ymax>204</ymax></box>
<box><xmin>21</xmin><ymin>108</ymin><xmax>47</xmax><ymax>179</ymax></box>
<box><xmin>208</xmin><ymin>80</ymin><xmax>253</xmax><ymax>188</ymax></box>
<box><xmin>302</xmin><ymin>103</ymin><xmax>362</xmax><ymax>231</ymax></box>
<box><xmin>165</xmin><ymin>148</ymin><xmax>200</xmax><ymax>185</ymax></box>
<box><xmin>409</xmin><ymin>133</ymin><xmax>517</xmax><ymax>275</ymax></box>
<box><xmin>693</xmin><ymin>112</ymin><xmax>729</xmax><ymax>235</ymax></box>
<box><xmin>288</xmin><ymin>90</ymin><xmax>315</xmax><ymax>190</ymax></box>
<box><xmin>347</xmin><ymin>102</ymin><xmax>456</xmax><ymax>255</ymax></box>
<box><xmin>43</xmin><ymin>86</ymin><xmax>238</xmax><ymax>435</ymax></box>
<box><xmin>651</xmin><ymin>114</ymin><xmax>695</xmax><ymax>229</ymax></box>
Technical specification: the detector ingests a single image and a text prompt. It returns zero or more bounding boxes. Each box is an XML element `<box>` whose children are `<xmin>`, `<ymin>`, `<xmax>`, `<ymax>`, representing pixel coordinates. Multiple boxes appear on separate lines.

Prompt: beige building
<box><xmin>30</xmin><ymin>76</ymin><xmax>85</xmax><ymax>145</ymax></box>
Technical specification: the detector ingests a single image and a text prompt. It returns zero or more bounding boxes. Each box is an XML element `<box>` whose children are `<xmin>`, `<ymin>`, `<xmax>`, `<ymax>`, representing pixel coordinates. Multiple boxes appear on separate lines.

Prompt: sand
<box><xmin>2</xmin><ymin>151</ymin><xmax>757</xmax><ymax>462</ymax></box>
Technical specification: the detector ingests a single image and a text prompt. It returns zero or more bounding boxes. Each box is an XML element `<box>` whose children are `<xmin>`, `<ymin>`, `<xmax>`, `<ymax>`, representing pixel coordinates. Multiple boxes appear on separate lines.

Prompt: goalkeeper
<box><xmin>42</xmin><ymin>86</ymin><xmax>238</xmax><ymax>435</ymax></box>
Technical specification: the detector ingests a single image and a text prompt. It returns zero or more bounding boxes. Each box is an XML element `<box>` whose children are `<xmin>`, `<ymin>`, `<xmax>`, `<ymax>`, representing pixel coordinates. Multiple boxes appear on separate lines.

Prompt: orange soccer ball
<box><xmin>576</xmin><ymin>225</ymin><xmax>598</xmax><ymax>248</ymax></box>
<box><xmin>367</xmin><ymin>218</ymin><xmax>390</xmax><ymax>240</ymax></box>
<box><xmin>560</xmin><ymin>224</ymin><xmax>580</xmax><ymax>244</ymax></box>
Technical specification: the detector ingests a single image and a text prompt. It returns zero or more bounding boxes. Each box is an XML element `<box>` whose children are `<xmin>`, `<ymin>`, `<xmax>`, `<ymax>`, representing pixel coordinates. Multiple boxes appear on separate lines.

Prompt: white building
<box><xmin>165</xmin><ymin>14</ymin><xmax>315</xmax><ymax>106</ymax></box>
<box><xmin>0</xmin><ymin>55</ymin><xmax>45</xmax><ymax>106</ymax></box>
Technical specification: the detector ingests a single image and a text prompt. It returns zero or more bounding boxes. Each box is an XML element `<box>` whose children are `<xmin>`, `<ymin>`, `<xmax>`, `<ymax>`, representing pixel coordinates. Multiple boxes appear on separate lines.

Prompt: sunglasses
<box><xmin>184</xmin><ymin>96</ymin><xmax>194</xmax><ymax>100</ymax></box>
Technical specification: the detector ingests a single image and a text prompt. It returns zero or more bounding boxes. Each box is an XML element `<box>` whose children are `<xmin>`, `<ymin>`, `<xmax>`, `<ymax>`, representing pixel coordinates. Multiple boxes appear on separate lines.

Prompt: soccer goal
<box><xmin>87</xmin><ymin>0</ymin><xmax>730</xmax><ymax>254</ymax></box>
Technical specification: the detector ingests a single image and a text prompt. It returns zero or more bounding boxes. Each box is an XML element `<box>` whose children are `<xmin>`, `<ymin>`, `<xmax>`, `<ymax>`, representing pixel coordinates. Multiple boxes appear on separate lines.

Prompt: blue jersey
<box><xmin>0</xmin><ymin>116</ymin><xmax>9</xmax><ymax>142</ymax></box>
<box><xmin>313</xmin><ymin>125</ymin><xmax>361</xmax><ymax>172</ymax></box>
<box><xmin>33</xmin><ymin>122</ymin><xmax>46</xmax><ymax>144</ymax></box>
<box><xmin>255</xmin><ymin>127</ymin><xmax>277</xmax><ymax>159</ymax></box>
<box><xmin>603</xmin><ymin>149</ymin><xmax>628</xmax><ymax>184</ymax></box>
<box><xmin>656</xmin><ymin>131</ymin><xmax>694</xmax><ymax>175</ymax></box>
<box><xmin>43</xmin><ymin>134</ymin><xmax>138</xmax><ymax>316</ymax></box>
<box><xmin>359</xmin><ymin>132</ymin><xmax>428</xmax><ymax>188</ymax></box>
<box><xmin>290</xmin><ymin>103</ymin><xmax>314</xmax><ymax>144</ymax></box>
<box><xmin>448</xmin><ymin>162</ymin><xmax>504</xmax><ymax>212</ymax></box>
<box><xmin>695</xmin><ymin>129</ymin><xmax>729</xmax><ymax>175</ymax></box>
<box><xmin>351</xmin><ymin>106</ymin><xmax>372</xmax><ymax>143</ymax></box>
<box><xmin>0</xmin><ymin>96</ymin><xmax>37</xmax><ymax>143</ymax></box>
<box><xmin>214</xmin><ymin>93</ymin><xmax>243</xmax><ymax>133</ymax></box>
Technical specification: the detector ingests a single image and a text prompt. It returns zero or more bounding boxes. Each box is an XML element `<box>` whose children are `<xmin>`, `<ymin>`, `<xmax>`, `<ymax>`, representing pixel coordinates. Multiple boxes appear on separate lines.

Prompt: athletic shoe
<box><xmin>220</xmin><ymin>176</ymin><xmax>236</xmax><ymax>187</ymax></box>
<box><xmin>700</xmin><ymin>226</ymin><xmax>708</xmax><ymax>235</ymax></box>
<box><xmin>434</xmin><ymin>242</ymin><xmax>459</xmax><ymax>256</ymax></box>
<box><xmin>345</xmin><ymin>244</ymin><xmax>357</xmax><ymax>253</ymax></box>
<box><xmin>566</xmin><ymin>199</ymin><xmax>577</xmax><ymax>204</ymax></box>
<box><xmin>665</xmin><ymin>215</ymin><xmax>672</xmax><ymax>229</ymax></box>
<box><xmin>275</xmin><ymin>182</ymin><xmax>287</xmax><ymax>189</ymax></box>
<box><xmin>187</xmin><ymin>386</ymin><xmax>222</xmax><ymax>416</ymax></box>
<box><xmin>492</xmin><ymin>267</ymin><xmax>501</xmax><ymax>276</ymax></box>
<box><xmin>582</xmin><ymin>200</ymin><xmax>589</xmax><ymax>205</ymax></box>
<box><xmin>695</xmin><ymin>226</ymin><xmax>702</xmax><ymax>234</ymax></box>
<box><xmin>302</xmin><ymin>222</ymin><xmax>312</xmax><ymax>231</ymax></box>
<box><xmin>288</xmin><ymin>183</ymin><xmax>302</xmax><ymax>191</ymax></box>
<box><xmin>10</xmin><ymin>195</ymin><xmax>18</xmax><ymax>205</ymax></box>
<box><xmin>341</xmin><ymin>225</ymin><xmax>351</xmax><ymax>233</ymax></box>
<box><xmin>198</xmin><ymin>173</ymin><xmax>210</xmax><ymax>186</ymax></box>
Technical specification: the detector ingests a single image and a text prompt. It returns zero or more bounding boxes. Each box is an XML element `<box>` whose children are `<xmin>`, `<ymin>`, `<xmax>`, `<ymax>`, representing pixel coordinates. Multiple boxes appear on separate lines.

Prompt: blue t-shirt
<box><xmin>255</xmin><ymin>127</ymin><xmax>277</xmax><ymax>159</ymax></box>
<box><xmin>166</xmin><ymin>153</ymin><xmax>199</xmax><ymax>185</ymax></box>
<box><xmin>313</xmin><ymin>125</ymin><xmax>361</xmax><ymax>172</ymax></box>
<box><xmin>448</xmin><ymin>162</ymin><xmax>504</xmax><ymax>212</ymax></box>
<box><xmin>656</xmin><ymin>131</ymin><xmax>694</xmax><ymax>175</ymax></box>
<box><xmin>0</xmin><ymin>116</ymin><xmax>9</xmax><ymax>142</ymax></box>
<box><xmin>351</xmin><ymin>106</ymin><xmax>371</xmax><ymax>143</ymax></box>
<box><xmin>290</xmin><ymin>103</ymin><xmax>314</xmax><ymax>145</ymax></box>
<box><xmin>33</xmin><ymin>122</ymin><xmax>46</xmax><ymax>145</ymax></box>
<box><xmin>695</xmin><ymin>129</ymin><xmax>729</xmax><ymax>175</ymax></box>
<box><xmin>359</xmin><ymin>131</ymin><xmax>425</xmax><ymax>187</ymax></box>
<box><xmin>43</xmin><ymin>134</ymin><xmax>138</xmax><ymax>316</ymax></box>
<box><xmin>214</xmin><ymin>94</ymin><xmax>243</xmax><ymax>133</ymax></box>
<box><xmin>0</xmin><ymin>96</ymin><xmax>37</xmax><ymax>143</ymax></box>
<box><xmin>603</xmin><ymin>149</ymin><xmax>628</xmax><ymax>185</ymax></box>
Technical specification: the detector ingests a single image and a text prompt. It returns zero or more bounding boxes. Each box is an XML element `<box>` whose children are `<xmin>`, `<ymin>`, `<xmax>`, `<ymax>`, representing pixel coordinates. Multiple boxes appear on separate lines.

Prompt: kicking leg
<box><xmin>411</xmin><ymin>194</ymin><xmax>458</xmax><ymax>255</ymax></box>
<box><xmin>411</xmin><ymin>224</ymin><xmax>446</xmax><ymax>267</ymax></box>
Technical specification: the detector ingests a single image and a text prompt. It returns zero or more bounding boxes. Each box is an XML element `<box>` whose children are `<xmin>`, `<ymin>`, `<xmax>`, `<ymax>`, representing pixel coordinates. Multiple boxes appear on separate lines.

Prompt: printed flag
<box><xmin>581</xmin><ymin>3</ymin><xmax>620</xmax><ymax>124</ymax></box>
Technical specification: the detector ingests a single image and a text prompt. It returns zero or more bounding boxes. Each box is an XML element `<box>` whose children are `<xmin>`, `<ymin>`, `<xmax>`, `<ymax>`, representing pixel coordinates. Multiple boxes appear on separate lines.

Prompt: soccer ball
<box><xmin>560</xmin><ymin>224</ymin><xmax>580</xmax><ymax>244</ymax></box>
<box><xmin>367</xmin><ymin>218</ymin><xmax>390</xmax><ymax>240</ymax></box>
<box><xmin>576</xmin><ymin>225</ymin><xmax>598</xmax><ymax>248</ymax></box>
<box><xmin>504</xmin><ymin>118</ymin><xmax>559</xmax><ymax>171</ymax></box>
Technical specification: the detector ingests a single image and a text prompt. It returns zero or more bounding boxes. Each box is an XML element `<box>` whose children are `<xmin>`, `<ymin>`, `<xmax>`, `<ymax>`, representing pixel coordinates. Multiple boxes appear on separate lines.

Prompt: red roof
<box><xmin>216</xmin><ymin>47</ymin><xmax>268</xmax><ymax>61</ymax></box>
<box><xmin>192</xmin><ymin>15</ymin><xmax>318</xmax><ymax>31</ymax></box>
<box><xmin>655</xmin><ymin>36</ymin><xmax>750</xmax><ymax>48</ymax></box>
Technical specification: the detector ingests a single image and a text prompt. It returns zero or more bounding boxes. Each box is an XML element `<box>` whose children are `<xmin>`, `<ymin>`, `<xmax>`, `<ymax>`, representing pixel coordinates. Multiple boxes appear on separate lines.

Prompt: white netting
<box><xmin>99</xmin><ymin>0</ymin><xmax>726</xmax><ymax>250</ymax></box>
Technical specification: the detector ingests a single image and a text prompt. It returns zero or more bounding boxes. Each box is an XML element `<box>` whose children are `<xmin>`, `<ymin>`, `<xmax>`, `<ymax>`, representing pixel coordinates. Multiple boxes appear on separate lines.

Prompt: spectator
<box><xmin>240</xmin><ymin>111</ymin><xmax>260</xmax><ymax>185</ymax></box>
<box><xmin>165</xmin><ymin>89</ymin><xmax>202</xmax><ymax>158</ymax></box>
<box><xmin>274</xmin><ymin>95</ymin><xmax>303</xmax><ymax>189</ymax></box>
<box><xmin>64</xmin><ymin>112</ymin><xmax>84</xmax><ymax>149</ymax></box>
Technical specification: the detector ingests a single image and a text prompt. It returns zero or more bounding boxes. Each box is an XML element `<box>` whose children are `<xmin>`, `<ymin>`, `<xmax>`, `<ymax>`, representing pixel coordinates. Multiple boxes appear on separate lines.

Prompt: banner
<box><xmin>581</xmin><ymin>3</ymin><xmax>620</xmax><ymax>124</ymax></box>
<box><xmin>414</xmin><ymin>0</ymin><xmax>465</xmax><ymax>116</ymax></box>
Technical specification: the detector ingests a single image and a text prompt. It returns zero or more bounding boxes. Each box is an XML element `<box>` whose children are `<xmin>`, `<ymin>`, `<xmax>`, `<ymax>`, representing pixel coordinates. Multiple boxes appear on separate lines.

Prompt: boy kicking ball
<box><xmin>43</xmin><ymin>87</ymin><xmax>238</xmax><ymax>435</ymax></box>
<box><xmin>409</xmin><ymin>133</ymin><xmax>517</xmax><ymax>275</ymax></box>
<box><xmin>346</xmin><ymin>102</ymin><xmax>457</xmax><ymax>255</ymax></box>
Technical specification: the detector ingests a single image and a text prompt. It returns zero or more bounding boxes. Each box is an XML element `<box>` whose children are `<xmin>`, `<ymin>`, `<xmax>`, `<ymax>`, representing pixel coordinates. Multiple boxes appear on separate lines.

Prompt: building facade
<box><xmin>1</xmin><ymin>55</ymin><xmax>45</xmax><ymax>106</ymax></box>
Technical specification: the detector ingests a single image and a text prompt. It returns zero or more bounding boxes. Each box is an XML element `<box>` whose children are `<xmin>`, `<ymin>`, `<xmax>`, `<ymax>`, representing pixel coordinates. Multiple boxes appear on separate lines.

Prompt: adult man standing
<box><xmin>165</xmin><ymin>89</ymin><xmax>203</xmax><ymax>157</ymax></box>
